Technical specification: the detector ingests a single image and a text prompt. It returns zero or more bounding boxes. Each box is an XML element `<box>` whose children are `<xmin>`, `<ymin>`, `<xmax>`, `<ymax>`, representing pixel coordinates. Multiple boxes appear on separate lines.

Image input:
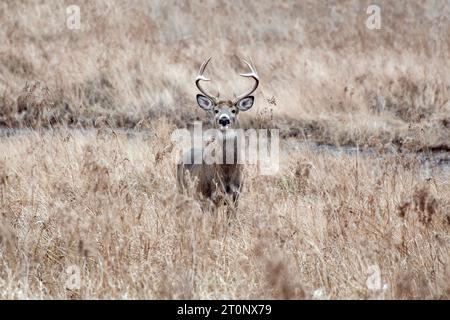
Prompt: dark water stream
<box><xmin>285</xmin><ymin>140</ymin><xmax>450</xmax><ymax>180</ymax></box>
<box><xmin>1</xmin><ymin>128</ymin><xmax>449</xmax><ymax>179</ymax></box>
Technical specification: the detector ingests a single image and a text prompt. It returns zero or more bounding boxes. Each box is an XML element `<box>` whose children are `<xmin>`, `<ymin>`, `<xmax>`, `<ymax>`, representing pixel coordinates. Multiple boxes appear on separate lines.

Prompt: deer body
<box><xmin>177</xmin><ymin>161</ymin><xmax>243</xmax><ymax>207</ymax></box>
<box><xmin>177</xmin><ymin>58</ymin><xmax>259</xmax><ymax>210</ymax></box>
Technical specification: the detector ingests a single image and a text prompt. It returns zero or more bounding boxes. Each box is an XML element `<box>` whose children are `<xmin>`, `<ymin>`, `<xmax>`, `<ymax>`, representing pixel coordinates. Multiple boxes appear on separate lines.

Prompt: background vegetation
<box><xmin>0</xmin><ymin>0</ymin><xmax>448</xmax><ymax>299</ymax></box>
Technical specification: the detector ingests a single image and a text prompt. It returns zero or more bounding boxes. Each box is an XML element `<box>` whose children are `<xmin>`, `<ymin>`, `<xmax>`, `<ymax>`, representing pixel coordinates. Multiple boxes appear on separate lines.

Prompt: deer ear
<box><xmin>196</xmin><ymin>94</ymin><xmax>214</xmax><ymax>111</ymax></box>
<box><xmin>236</xmin><ymin>96</ymin><xmax>254</xmax><ymax>111</ymax></box>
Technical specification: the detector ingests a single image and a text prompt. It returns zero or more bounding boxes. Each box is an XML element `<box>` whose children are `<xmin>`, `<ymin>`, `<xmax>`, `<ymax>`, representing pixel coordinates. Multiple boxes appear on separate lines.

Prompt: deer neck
<box><xmin>215</xmin><ymin>128</ymin><xmax>239</xmax><ymax>166</ymax></box>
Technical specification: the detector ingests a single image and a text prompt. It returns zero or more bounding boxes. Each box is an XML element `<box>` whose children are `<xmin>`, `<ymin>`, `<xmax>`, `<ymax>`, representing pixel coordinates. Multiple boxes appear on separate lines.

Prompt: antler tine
<box><xmin>234</xmin><ymin>58</ymin><xmax>259</xmax><ymax>103</ymax></box>
<box><xmin>197</xmin><ymin>57</ymin><xmax>211</xmax><ymax>80</ymax></box>
<box><xmin>239</xmin><ymin>58</ymin><xmax>258</xmax><ymax>77</ymax></box>
<box><xmin>195</xmin><ymin>57</ymin><xmax>217</xmax><ymax>102</ymax></box>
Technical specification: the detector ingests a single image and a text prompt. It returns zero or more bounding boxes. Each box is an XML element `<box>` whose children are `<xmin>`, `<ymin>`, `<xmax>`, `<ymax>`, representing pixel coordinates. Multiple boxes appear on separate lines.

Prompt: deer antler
<box><xmin>234</xmin><ymin>58</ymin><xmax>259</xmax><ymax>103</ymax></box>
<box><xmin>195</xmin><ymin>57</ymin><xmax>218</xmax><ymax>103</ymax></box>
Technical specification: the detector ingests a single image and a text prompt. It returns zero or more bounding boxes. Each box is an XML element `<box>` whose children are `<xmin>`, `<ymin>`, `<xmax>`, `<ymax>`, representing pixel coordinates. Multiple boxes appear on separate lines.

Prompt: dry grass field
<box><xmin>0</xmin><ymin>0</ymin><xmax>449</xmax><ymax>299</ymax></box>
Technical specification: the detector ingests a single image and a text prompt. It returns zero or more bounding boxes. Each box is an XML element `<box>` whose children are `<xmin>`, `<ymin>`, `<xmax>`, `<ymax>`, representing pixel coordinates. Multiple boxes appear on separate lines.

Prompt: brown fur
<box><xmin>177</xmin><ymin>130</ymin><xmax>243</xmax><ymax>211</ymax></box>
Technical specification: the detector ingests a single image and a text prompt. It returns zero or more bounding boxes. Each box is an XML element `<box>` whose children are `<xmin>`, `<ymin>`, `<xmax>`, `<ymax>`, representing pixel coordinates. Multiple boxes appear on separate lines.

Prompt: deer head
<box><xmin>195</xmin><ymin>57</ymin><xmax>259</xmax><ymax>131</ymax></box>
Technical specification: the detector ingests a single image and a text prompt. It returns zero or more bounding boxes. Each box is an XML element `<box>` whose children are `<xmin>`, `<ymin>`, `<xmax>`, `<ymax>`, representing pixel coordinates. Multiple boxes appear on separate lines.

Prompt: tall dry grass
<box><xmin>0</xmin><ymin>128</ymin><xmax>448</xmax><ymax>299</ymax></box>
<box><xmin>0</xmin><ymin>1</ymin><xmax>449</xmax><ymax>299</ymax></box>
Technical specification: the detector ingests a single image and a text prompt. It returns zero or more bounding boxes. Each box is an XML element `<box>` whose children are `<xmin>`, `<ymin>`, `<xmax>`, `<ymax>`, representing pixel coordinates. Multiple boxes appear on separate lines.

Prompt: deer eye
<box><xmin>231</xmin><ymin>109</ymin><xmax>236</xmax><ymax>114</ymax></box>
<box><xmin>214</xmin><ymin>109</ymin><xmax>219</xmax><ymax>114</ymax></box>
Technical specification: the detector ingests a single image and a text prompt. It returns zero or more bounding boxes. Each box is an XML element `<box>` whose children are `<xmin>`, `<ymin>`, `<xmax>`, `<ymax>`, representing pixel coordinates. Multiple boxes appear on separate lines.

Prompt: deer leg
<box><xmin>222</xmin><ymin>184</ymin><xmax>238</xmax><ymax>220</ymax></box>
<box><xmin>228</xmin><ymin>183</ymin><xmax>241</xmax><ymax>208</ymax></box>
<box><xmin>232</xmin><ymin>189</ymin><xmax>240</xmax><ymax>207</ymax></box>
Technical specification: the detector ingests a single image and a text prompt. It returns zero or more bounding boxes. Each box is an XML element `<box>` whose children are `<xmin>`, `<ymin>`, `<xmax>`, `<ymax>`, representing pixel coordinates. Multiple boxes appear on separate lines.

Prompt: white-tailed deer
<box><xmin>177</xmin><ymin>57</ymin><xmax>259</xmax><ymax>211</ymax></box>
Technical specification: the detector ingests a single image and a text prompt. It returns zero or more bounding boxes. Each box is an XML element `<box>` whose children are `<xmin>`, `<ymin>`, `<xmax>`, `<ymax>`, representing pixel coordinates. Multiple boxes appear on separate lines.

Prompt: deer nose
<box><xmin>218</xmin><ymin>116</ymin><xmax>230</xmax><ymax>126</ymax></box>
